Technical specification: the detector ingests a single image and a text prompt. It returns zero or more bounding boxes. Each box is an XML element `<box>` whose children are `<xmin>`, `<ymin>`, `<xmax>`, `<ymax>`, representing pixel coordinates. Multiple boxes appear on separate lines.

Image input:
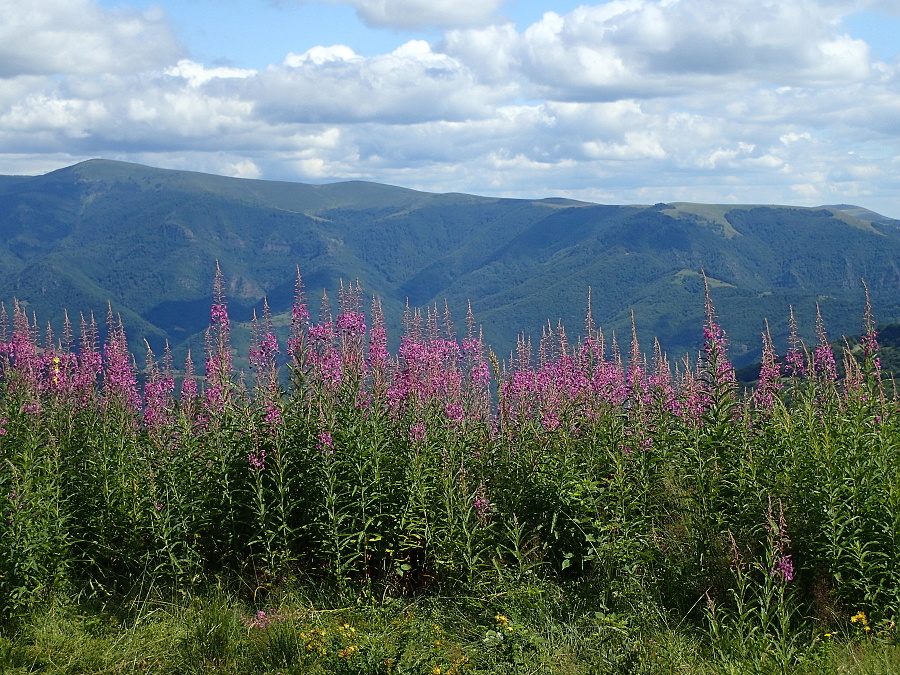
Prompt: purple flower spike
<box><xmin>317</xmin><ymin>431</ymin><xmax>334</xmax><ymax>455</ymax></box>
<box><xmin>785</xmin><ymin>306</ymin><xmax>806</xmax><ymax>378</ymax></box>
<box><xmin>813</xmin><ymin>305</ymin><xmax>837</xmax><ymax>382</ymax></box>
<box><xmin>205</xmin><ymin>262</ymin><xmax>233</xmax><ymax>408</ymax></box>
<box><xmin>773</xmin><ymin>554</ymin><xmax>795</xmax><ymax>582</ymax></box>
<box><xmin>754</xmin><ymin>322</ymin><xmax>782</xmax><ymax>410</ymax></box>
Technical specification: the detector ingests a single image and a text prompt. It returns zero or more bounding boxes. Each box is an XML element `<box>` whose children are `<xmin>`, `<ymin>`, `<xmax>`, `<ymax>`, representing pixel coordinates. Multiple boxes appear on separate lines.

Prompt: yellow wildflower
<box><xmin>338</xmin><ymin>645</ymin><xmax>358</xmax><ymax>659</ymax></box>
<box><xmin>851</xmin><ymin>611</ymin><xmax>868</xmax><ymax>626</ymax></box>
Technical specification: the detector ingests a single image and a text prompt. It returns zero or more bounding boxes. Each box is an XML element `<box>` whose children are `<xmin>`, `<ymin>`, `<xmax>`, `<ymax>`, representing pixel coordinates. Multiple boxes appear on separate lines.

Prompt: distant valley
<box><xmin>2</xmin><ymin>159</ymin><xmax>899</xmax><ymax>369</ymax></box>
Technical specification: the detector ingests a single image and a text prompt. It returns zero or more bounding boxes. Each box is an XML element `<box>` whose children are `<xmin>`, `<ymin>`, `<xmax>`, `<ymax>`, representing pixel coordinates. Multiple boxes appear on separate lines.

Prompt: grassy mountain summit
<box><xmin>1</xmin><ymin>159</ymin><xmax>898</xmax><ymax>366</ymax></box>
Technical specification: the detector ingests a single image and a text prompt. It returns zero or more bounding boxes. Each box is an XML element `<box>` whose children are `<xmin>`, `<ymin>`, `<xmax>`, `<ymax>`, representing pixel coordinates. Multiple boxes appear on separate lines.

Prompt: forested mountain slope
<box><xmin>1</xmin><ymin>159</ymin><xmax>898</xmax><ymax>366</ymax></box>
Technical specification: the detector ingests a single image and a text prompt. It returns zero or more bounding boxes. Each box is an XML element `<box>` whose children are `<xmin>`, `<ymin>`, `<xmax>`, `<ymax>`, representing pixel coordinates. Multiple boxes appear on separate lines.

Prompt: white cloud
<box><xmin>283</xmin><ymin>45</ymin><xmax>361</xmax><ymax>67</ymax></box>
<box><xmin>439</xmin><ymin>24</ymin><xmax>520</xmax><ymax>84</ymax></box>
<box><xmin>0</xmin><ymin>0</ymin><xmax>184</xmax><ymax>78</ymax></box>
<box><xmin>338</xmin><ymin>0</ymin><xmax>506</xmax><ymax>29</ymax></box>
<box><xmin>166</xmin><ymin>60</ymin><xmax>256</xmax><ymax>88</ymax></box>
<box><xmin>792</xmin><ymin>182</ymin><xmax>825</xmax><ymax>200</ymax></box>
<box><xmin>437</xmin><ymin>0</ymin><xmax>881</xmax><ymax>102</ymax></box>
<box><xmin>780</xmin><ymin>132</ymin><xmax>812</xmax><ymax>145</ymax></box>
<box><xmin>224</xmin><ymin>158</ymin><xmax>261</xmax><ymax>179</ymax></box>
<box><xmin>1</xmin><ymin>0</ymin><xmax>900</xmax><ymax>219</ymax></box>
<box><xmin>582</xmin><ymin>132</ymin><xmax>666</xmax><ymax>161</ymax></box>
<box><xmin>249</xmin><ymin>40</ymin><xmax>515</xmax><ymax>124</ymax></box>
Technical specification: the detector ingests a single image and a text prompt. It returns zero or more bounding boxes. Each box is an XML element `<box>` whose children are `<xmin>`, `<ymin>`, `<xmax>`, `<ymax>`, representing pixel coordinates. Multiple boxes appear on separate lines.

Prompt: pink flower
<box><xmin>317</xmin><ymin>431</ymin><xmax>334</xmax><ymax>455</ymax></box>
<box><xmin>811</xmin><ymin>306</ymin><xmax>837</xmax><ymax>382</ymax></box>
<box><xmin>445</xmin><ymin>402</ymin><xmax>464</xmax><ymax>422</ymax></box>
<box><xmin>205</xmin><ymin>263</ymin><xmax>233</xmax><ymax>401</ymax></box>
<box><xmin>248</xmin><ymin>448</ymin><xmax>266</xmax><ymax>471</ymax></box>
<box><xmin>265</xmin><ymin>404</ymin><xmax>282</xmax><ymax>426</ymax></box>
<box><xmin>250</xmin><ymin>333</ymin><xmax>280</xmax><ymax>370</ymax></box>
<box><xmin>785</xmin><ymin>307</ymin><xmax>806</xmax><ymax>377</ymax></box>
<box><xmin>336</xmin><ymin>311</ymin><xmax>366</xmax><ymax>336</ymax></box>
<box><xmin>754</xmin><ymin>324</ymin><xmax>782</xmax><ymax>410</ymax></box>
<box><xmin>773</xmin><ymin>554</ymin><xmax>795</xmax><ymax>582</ymax></box>
<box><xmin>181</xmin><ymin>352</ymin><xmax>198</xmax><ymax>401</ymax></box>
<box><xmin>768</xmin><ymin>497</ymin><xmax>794</xmax><ymax>583</ymax></box>
<box><xmin>243</xmin><ymin>610</ymin><xmax>273</xmax><ymax>630</ymax></box>
<box><xmin>210</xmin><ymin>303</ymin><xmax>230</xmax><ymax>329</ymax></box>
<box><xmin>409</xmin><ymin>423</ymin><xmax>425</xmax><ymax>442</ymax></box>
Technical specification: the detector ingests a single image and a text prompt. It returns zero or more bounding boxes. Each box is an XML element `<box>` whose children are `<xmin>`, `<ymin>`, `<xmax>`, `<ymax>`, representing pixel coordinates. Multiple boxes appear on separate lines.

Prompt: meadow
<box><xmin>1</xmin><ymin>266</ymin><xmax>899</xmax><ymax>674</ymax></box>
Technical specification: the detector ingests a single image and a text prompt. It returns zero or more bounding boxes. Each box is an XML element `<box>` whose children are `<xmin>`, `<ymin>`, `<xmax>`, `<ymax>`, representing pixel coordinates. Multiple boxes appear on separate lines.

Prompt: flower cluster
<box><xmin>0</xmin><ymin>265</ymin><xmax>887</xmax><ymax>492</ymax></box>
<box><xmin>850</xmin><ymin>611</ymin><xmax>871</xmax><ymax>632</ymax></box>
<box><xmin>768</xmin><ymin>497</ymin><xmax>794</xmax><ymax>582</ymax></box>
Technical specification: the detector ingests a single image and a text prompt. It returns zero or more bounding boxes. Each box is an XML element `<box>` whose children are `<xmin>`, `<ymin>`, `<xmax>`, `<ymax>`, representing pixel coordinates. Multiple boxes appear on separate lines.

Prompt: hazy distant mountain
<box><xmin>1</xmin><ymin>159</ymin><xmax>899</xmax><ymax>367</ymax></box>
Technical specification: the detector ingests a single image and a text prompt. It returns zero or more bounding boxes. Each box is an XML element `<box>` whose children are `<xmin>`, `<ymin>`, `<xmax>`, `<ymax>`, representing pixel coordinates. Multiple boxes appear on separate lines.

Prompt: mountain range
<box><xmin>1</xmin><ymin>159</ymin><xmax>899</xmax><ymax>369</ymax></box>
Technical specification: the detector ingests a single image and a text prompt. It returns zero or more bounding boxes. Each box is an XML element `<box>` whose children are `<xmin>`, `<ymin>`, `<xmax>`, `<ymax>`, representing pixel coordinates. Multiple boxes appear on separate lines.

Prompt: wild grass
<box><xmin>1</xmin><ymin>267</ymin><xmax>898</xmax><ymax>672</ymax></box>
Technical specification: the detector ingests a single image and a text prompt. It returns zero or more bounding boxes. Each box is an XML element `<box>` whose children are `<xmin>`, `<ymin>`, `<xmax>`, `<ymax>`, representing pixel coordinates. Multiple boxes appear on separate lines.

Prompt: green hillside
<box><xmin>1</xmin><ymin>159</ymin><xmax>899</xmax><ymax>366</ymax></box>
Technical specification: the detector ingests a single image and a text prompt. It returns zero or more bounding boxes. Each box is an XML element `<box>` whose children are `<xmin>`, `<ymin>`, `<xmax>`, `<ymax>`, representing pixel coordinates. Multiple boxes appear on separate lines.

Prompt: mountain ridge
<box><xmin>1</xmin><ymin>159</ymin><xmax>898</xmax><ymax>368</ymax></box>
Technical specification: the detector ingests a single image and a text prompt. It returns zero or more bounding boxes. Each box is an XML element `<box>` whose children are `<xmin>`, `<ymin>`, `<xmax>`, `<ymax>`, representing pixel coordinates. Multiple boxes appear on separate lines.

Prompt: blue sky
<box><xmin>3</xmin><ymin>0</ymin><xmax>900</xmax><ymax>217</ymax></box>
<box><xmin>105</xmin><ymin>1</ymin><xmax>900</xmax><ymax>68</ymax></box>
<box><xmin>100</xmin><ymin>0</ymin><xmax>593</xmax><ymax>66</ymax></box>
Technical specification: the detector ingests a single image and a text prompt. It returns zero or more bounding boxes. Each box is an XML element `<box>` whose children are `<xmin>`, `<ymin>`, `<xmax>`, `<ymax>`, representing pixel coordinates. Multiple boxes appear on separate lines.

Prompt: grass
<box><xmin>3</xmin><ymin>583</ymin><xmax>900</xmax><ymax>674</ymax></box>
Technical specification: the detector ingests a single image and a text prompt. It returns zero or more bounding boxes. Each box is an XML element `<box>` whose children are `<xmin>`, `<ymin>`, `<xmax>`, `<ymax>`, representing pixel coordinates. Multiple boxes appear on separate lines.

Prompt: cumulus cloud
<box><xmin>442</xmin><ymin>0</ymin><xmax>879</xmax><ymax>102</ymax></box>
<box><xmin>438</xmin><ymin>24</ymin><xmax>520</xmax><ymax>84</ymax></box>
<box><xmin>1</xmin><ymin>0</ymin><xmax>900</xmax><ymax>218</ymax></box>
<box><xmin>249</xmin><ymin>40</ymin><xmax>516</xmax><ymax>124</ymax></box>
<box><xmin>224</xmin><ymin>158</ymin><xmax>262</xmax><ymax>178</ymax></box>
<box><xmin>0</xmin><ymin>0</ymin><xmax>184</xmax><ymax>78</ymax></box>
<box><xmin>166</xmin><ymin>60</ymin><xmax>256</xmax><ymax>88</ymax></box>
<box><xmin>332</xmin><ymin>0</ymin><xmax>506</xmax><ymax>29</ymax></box>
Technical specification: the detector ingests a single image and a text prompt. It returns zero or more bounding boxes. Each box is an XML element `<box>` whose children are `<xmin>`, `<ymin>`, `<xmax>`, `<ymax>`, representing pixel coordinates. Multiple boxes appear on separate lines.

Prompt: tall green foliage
<box><xmin>1</xmin><ymin>270</ymin><xmax>897</xmax><ymax>660</ymax></box>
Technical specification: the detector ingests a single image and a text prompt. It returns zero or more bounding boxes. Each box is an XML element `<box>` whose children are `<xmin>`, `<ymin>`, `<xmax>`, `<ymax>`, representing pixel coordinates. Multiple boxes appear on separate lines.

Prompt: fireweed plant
<box><xmin>1</xmin><ymin>268</ymin><xmax>898</xmax><ymax>657</ymax></box>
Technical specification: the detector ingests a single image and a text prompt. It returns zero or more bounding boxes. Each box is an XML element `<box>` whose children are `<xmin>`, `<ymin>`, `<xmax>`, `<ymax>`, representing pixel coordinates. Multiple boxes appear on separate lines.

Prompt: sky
<box><xmin>2</xmin><ymin>0</ymin><xmax>900</xmax><ymax>217</ymax></box>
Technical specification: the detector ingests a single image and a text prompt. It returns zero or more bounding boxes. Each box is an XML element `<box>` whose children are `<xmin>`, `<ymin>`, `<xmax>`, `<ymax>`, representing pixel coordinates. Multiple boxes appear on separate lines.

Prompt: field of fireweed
<box><xmin>1</xmin><ymin>266</ymin><xmax>899</xmax><ymax>673</ymax></box>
